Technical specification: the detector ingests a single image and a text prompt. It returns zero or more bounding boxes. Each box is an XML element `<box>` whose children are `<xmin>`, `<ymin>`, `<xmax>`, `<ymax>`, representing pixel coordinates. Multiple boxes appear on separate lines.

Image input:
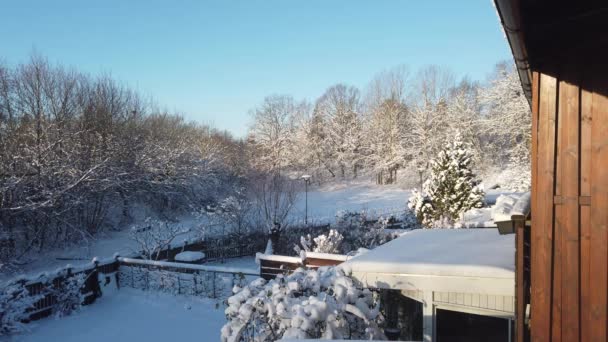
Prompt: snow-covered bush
<box><xmin>408</xmin><ymin>133</ymin><xmax>485</xmax><ymax>227</ymax></box>
<box><xmin>221</xmin><ymin>266</ymin><xmax>385</xmax><ymax>341</ymax></box>
<box><xmin>0</xmin><ymin>281</ymin><xmax>41</xmax><ymax>336</ymax></box>
<box><xmin>295</xmin><ymin>230</ymin><xmax>344</xmax><ymax>254</ymax></box>
<box><xmin>335</xmin><ymin>210</ymin><xmax>366</xmax><ymax>227</ymax></box>
<box><xmin>407</xmin><ymin>189</ymin><xmax>434</xmax><ymax>227</ymax></box>
<box><xmin>51</xmin><ymin>273</ymin><xmax>87</xmax><ymax>318</ymax></box>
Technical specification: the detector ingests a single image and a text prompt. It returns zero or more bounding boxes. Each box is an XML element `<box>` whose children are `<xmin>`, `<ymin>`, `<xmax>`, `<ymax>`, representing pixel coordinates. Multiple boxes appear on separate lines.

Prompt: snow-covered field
<box><xmin>12</xmin><ymin>288</ymin><xmax>226</xmax><ymax>342</ymax></box>
<box><xmin>290</xmin><ymin>180</ymin><xmax>411</xmax><ymax>224</ymax></box>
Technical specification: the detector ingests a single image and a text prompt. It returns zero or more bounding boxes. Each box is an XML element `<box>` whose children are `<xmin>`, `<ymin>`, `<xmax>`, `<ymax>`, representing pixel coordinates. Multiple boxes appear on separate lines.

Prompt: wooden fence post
<box><xmin>212</xmin><ymin>272</ymin><xmax>217</xmax><ymax>298</ymax></box>
<box><xmin>114</xmin><ymin>254</ymin><xmax>120</xmax><ymax>289</ymax></box>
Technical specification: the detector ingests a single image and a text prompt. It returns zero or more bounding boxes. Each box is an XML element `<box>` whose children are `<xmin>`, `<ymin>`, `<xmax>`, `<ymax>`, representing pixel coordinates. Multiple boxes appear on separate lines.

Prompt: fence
<box><xmin>117</xmin><ymin>257</ymin><xmax>259</xmax><ymax>298</ymax></box>
<box><xmin>16</xmin><ymin>258</ymin><xmax>119</xmax><ymax>321</ymax></box>
<box><xmin>149</xmin><ymin>232</ymin><xmax>267</xmax><ymax>262</ymax></box>
<box><xmin>3</xmin><ymin>233</ymin><xmax>266</xmax><ymax>324</ymax></box>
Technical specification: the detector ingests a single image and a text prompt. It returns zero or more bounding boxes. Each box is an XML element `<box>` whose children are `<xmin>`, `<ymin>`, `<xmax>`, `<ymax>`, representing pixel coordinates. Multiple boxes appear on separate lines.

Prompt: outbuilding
<box><xmin>342</xmin><ymin>229</ymin><xmax>515</xmax><ymax>342</ymax></box>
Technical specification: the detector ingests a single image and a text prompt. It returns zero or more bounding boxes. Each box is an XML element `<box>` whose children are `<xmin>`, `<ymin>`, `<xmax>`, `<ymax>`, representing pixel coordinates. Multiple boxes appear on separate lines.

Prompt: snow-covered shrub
<box><xmin>221</xmin><ymin>266</ymin><xmax>385</xmax><ymax>341</ymax></box>
<box><xmin>407</xmin><ymin>189</ymin><xmax>434</xmax><ymax>227</ymax></box>
<box><xmin>294</xmin><ymin>230</ymin><xmax>344</xmax><ymax>254</ymax></box>
<box><xmin>313</xmin><ymin>230</ymin><xmax>344</xmax><ymax>254</ymax></box>
<box><xmin>52</xmin><ymin>272</ymin><xmax>87</xmax><ymax>318</ymax></box>
<box><xmin>408</xmin><ymin>133</ymin><xmax>485</xmax><ymax>227</ymax></box>
<box><xmin>338</xmin><ymin>219</ymin><xmax>398</xmax><ymax>253</ymax></box>
<box><xmin>0</xmin><ymin>281</ymin><xmax>41</xmax><ymax>336</ymax></box>
<box><xmin>335</xmin><ymin>210</ymin><xmax>366</xmax><ymax>227</ymax></box>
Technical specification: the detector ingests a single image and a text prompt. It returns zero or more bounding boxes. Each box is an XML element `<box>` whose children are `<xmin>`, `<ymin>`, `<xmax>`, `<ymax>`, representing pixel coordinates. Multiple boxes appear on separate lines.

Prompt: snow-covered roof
<box><xmin>342</xmin><ymin>229</ymin><xmax>515</xmax><ymax>295</ymax></box>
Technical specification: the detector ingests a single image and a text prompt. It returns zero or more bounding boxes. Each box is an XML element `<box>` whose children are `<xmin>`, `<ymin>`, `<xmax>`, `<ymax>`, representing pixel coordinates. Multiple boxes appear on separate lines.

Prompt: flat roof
<box><xmin>343</xmin><ymin>229</ymin><xmax>514</xmax><ymax>279</ymax></box>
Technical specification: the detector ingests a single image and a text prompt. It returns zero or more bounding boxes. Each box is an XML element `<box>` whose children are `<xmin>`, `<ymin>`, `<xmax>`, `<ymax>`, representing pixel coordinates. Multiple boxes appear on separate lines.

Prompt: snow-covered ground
<box><xmin>2</xmin><ymin>180</ymin><xmax>521</xmax><ymax>281</ymax></box>
<box><xmin>289</xmin><ymin>180</ymin><xmax>411</xmax><ymax>224</ymax></box>
<box><xmin>13</xmin><ymin>288</ymin><xmax>226</xmax><ymax>342</ymax></box>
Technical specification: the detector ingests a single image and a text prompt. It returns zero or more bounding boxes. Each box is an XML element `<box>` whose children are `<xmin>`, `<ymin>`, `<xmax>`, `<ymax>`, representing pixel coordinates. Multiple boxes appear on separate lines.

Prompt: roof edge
<box><xmin>494</xmin><ymin>0</ymin><xmax>532</xmax><ymax>105</ymax></box>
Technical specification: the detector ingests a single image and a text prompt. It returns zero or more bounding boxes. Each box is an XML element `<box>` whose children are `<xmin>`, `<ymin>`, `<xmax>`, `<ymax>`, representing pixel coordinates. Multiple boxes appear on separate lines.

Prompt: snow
<box><xmin>205</xmin><ymin>256</ymin><xmax>258</xmax><ymax>270</ymax></box>
<box><xmin>118</xmin><ymin>257</ymin><xmax>259</xmax><ymax>276</ymax></box>
<box><xmin>222</xmin><ymin>266</ymin><xmax>384</xmax><ymax>341</ymax></box>
<box><xmin>15</xmin><ymin>288</ymin><xmax>226</xmax><ymax>342</ymax></box>
<box><xmin>174</xmin><ymin>251</ymin><xmax>206</xmax><ymax>262</ymax></box>
<box><xmin>342</xmin><ymin>228</ymin><xmax>514</xmax><ymax>279</ymax></box>
<box><xmin>255</xmin><ymin>253</ymin><xmax>302</xmax><ymax>264</ymax></box>
<box><xmin>304</xmin><ymin>252</ymin><xmax>349</xmax><ymax>262</ymax></box>
<box><xmin>2</xmin><ymin>180</ymin><xmax>518</xmax><ymax>283</ymax></box>
<box><xmin>290</xmin><ymin>180</ymin><xmax>410</xmax><ymax>224</ymax></box>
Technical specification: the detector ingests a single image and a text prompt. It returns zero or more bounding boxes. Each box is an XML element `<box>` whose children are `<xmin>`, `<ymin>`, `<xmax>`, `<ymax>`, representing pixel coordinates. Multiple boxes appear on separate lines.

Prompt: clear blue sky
<box><xmin>0</xmin><ymin>0</ymin><xmax>510</xmax><ymax>137</ymax></box>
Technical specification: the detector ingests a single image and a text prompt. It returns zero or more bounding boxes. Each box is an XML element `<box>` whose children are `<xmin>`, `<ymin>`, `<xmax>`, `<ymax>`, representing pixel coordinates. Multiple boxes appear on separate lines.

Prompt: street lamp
<box><xmin>301</xmin><ymin>175</ymin><xmax>311</xmax><ymax>225</ymax></box>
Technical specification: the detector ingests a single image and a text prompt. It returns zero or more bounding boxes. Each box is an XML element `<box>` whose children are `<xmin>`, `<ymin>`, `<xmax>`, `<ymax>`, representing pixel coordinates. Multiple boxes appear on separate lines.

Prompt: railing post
<box><xmin>92</xmin><ymin>257</ymin><xmax>101</xmax><ymax>300</ymax></box>
<box><xmin>114</xmin><ymin>254</ymin><xmax>120</xmax><ymax>289</ymax></box>
<box><xmin>212</xmin><ymin>271</ymin><xmax>216</xmax><ymax>298</ymax></box>
<box><xmin>513</xmin><ymin>214</ymin><xmax>527</xmax><ymax>342</ymax></box>
<box><xmin>177</xmin><ymin>274</ymin><xmax>181</xmax><ymax>295</ymax></box>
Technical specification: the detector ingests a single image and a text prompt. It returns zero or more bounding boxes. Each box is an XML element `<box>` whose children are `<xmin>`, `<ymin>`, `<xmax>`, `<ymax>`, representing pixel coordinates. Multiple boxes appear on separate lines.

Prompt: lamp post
<box><xmin>301</xmin><ymin>175</ymin><xmax>311</xmax><ymax>225</ymax></box>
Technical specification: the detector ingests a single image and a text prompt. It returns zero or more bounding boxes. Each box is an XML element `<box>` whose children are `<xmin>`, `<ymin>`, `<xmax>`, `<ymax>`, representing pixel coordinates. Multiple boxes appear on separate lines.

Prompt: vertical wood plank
<box><xmin>559</xmin><ymin>79</ymin><xmax>580</xmax><ymax>342</ymax></box>
<box><xmin>552</xmin><ymin>75</ymin><xmax>563</xmax><ymax>342</ymax></box>
<box><xmin>527</xmin><ymin>70</ymin><xmax>540</xmax><ymax>342</ymax></box>
<box><xmin>516</xmin><ymin>218</ymin><xmax>526</xmax><ymax>342</ymax></box>
<box><xmin>531</xmin><ymin>73</ymin><xmax>558</xmax><ymax>342</ymax></box>
<box><xmin>589</xmin><ymin>78</ymin><xmax>608</xmax><ymax>342</ymax></box>
<box><xmin>580</xmin><ymin>87</ymin><xmax>592</xmax><ymax>342</ymax></box>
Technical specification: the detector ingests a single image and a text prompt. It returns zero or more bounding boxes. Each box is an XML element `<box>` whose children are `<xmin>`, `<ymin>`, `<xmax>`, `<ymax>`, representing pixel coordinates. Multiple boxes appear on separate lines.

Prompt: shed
<box><xmin>342</xmin><ymin>229</ymin><xmax>515</xmax><ymax>342</ymax></box>
<box><xmin>493</xmin><ymin>1</ymin><xmax>608</xmax><ymax>341</ymax></box>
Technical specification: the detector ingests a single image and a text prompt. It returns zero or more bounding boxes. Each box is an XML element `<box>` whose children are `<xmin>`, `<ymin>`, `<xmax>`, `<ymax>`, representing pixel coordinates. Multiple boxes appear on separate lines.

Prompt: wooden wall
<box><xmin>530</xmin><ymin>65</ymin><xmax>608</xmax><ymax>342</ymax></box>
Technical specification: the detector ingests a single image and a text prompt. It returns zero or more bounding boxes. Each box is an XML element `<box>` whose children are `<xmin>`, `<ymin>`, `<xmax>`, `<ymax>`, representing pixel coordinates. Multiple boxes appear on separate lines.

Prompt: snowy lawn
<box><xmin>290</xmin><ymin>181</ymin><xmax>411</xmax><ymax>224</ymax></box>
<box><xmin>13</xmin><ymin>288</ymin><xmax>226</xmax><ymax>342</ymax></box>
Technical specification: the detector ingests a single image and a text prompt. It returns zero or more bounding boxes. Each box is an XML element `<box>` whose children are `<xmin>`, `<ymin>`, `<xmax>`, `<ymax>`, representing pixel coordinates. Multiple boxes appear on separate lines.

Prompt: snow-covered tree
<box><xmin>409</xmin><ymin>133</ymin><xmax>485</xmax><ymax>227</ymax></box>
<box><xmin>248</xmin><ymin>95</ymin><xmax>300</xmax><ymax>173</ymax></box>
<box><xmin>406</xmin><ymin>66</ymin><xmax>455</xmax><ymax>187</ymax></box>
<box><xmin>363</xmin><ymin>66</ymin><xmax>410</xmax><ymax>184</ymax></box>
<box><xmin>315</xmin><ymin>84</ymin><xmax>363</xmax><ymax>178</ymax></box>
<box><xmin>478</xmin><ymin>62</ymin><xmax>531</xmax><ymax>169</ymax></box>
<box><xmin>221</xmin><ymin>266</ymin><xmax>384</xmax><ymax>342</ymax></box>
<box><xmin>129</xmin><ymin>218</ymin><xmax>185</xmax><ymax>260</ymax></box>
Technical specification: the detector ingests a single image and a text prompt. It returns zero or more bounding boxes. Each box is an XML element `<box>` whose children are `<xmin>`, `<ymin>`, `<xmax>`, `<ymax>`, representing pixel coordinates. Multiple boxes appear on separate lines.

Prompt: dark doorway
<box><xmin>436</xmin><ymin>308</ymin><xmax>510</xmax><ymax>342</ymax></box>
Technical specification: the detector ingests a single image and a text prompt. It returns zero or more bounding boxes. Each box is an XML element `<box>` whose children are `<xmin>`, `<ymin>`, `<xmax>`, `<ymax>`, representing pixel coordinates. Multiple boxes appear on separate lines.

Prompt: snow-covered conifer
<box><xmin>410</xmin><ymin>133</ymin><xmax>485</xmax><ymax>227</ymax></box>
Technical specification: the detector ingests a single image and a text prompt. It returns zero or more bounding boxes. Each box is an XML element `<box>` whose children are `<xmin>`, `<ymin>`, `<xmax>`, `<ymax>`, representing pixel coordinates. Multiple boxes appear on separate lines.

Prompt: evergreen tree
<box><xmin>409</xmin><ymin>132</ymin><xmax>485</xmax><ymax>227</ymax></box>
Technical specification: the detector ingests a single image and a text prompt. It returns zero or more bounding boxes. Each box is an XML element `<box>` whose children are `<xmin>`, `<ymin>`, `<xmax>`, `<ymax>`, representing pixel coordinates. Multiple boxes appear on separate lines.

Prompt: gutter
<box><xmin>494</xmin><ymin>0</ymin><xmax>532</xmax><ymax>105</ymax></box>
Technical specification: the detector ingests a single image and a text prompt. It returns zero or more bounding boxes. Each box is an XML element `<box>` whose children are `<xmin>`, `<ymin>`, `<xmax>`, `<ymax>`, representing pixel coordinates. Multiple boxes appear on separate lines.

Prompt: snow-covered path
<box><xmin>13</xmin><ymin>288</ymin><xmax>226</xmax><ymax>342</ymax></box>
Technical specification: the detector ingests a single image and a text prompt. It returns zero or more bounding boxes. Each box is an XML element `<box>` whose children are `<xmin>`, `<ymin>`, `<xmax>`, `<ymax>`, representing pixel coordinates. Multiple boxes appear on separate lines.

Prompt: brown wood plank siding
<box><xmin>531</xmin><ymin>73</ymin><xmax>557</xmax><ymax>342</ymax></box>
<box><xmin>579</xmin><ymin>87</ymin><xmax>592</xmax><ymax>342</ymax></box>
<box><xmin>589</xmin><ymin>76</ymin><xmax>608</xmax><ymax>342</ymax></box>
<box><xmin>557</xmin><ymin>79</ymin><xmax>580</xmax><ymax>341</ymax></box>
<box><xmin>528</xmin><ymin>65</ymin><xmax>608</xmax><ymax>342</ymax></box>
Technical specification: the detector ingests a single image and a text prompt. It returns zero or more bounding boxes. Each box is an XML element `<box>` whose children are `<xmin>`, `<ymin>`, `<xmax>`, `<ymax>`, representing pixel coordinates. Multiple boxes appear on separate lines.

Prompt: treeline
<box><xmin>0</xmin><ymin>56</ymin><xmax>247</xmax><ymax>263</ymax></box>
<box><xmin>247</xmin><ymin>63</ymin><xmax>531</xmax><ymax>189</ymax></box>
